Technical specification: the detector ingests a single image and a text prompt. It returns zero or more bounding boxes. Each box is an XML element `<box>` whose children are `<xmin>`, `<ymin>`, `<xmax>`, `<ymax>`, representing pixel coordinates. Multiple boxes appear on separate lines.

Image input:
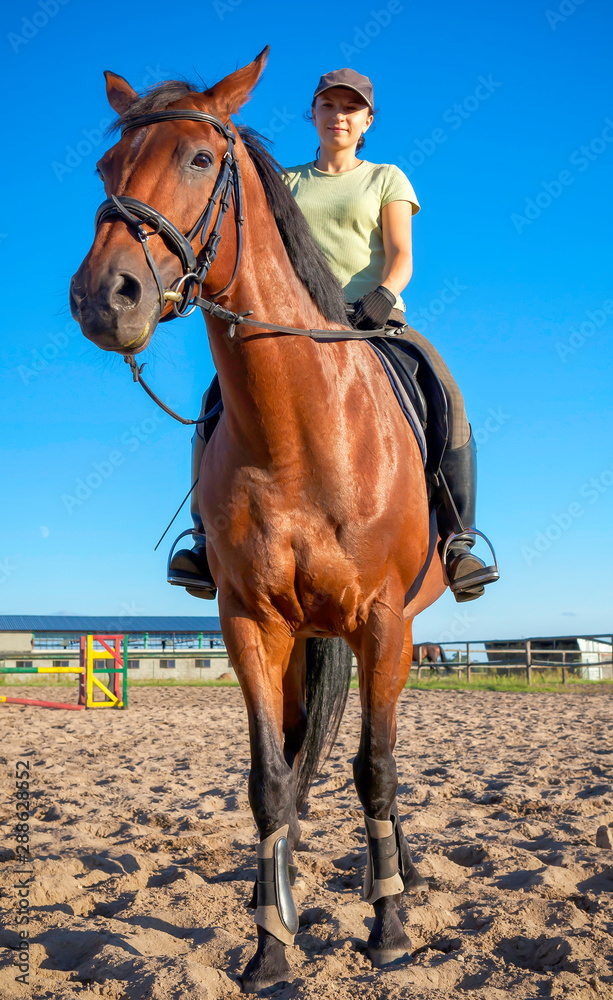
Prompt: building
<box><xmin>0</xmin><ymin>616</ymin><xmax>235</xmax><ymax>683</ymax></box>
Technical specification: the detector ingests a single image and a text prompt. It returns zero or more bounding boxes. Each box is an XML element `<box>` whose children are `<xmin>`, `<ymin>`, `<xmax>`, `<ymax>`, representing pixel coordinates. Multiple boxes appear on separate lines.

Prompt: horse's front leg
<box><xmin>221</xmin><ymin>605</ymin><xmax>299</xmax><ymax>991</ymax></box>
<box><xmin>391</xmin><ymin>622</ymin><xmax>428</xmax><ymax>893</ymax></box>
<box><xmin>350</xmin><ymin>602</ymin><xmax>414</xmax><ymax>968</ymax></box>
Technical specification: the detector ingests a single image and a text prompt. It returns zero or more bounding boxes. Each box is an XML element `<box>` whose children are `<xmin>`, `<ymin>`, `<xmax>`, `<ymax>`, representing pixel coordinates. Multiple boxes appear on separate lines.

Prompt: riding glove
<box><xmin>352</xmin><ymin>284</ymin><xmax>396</xmax><ymax>331</ymax></box>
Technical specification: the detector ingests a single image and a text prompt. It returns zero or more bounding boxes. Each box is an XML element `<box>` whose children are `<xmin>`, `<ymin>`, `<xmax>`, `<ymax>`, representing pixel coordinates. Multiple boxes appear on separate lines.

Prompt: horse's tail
<box><xmin>438</xmin><ymin>644</ymin><xmax>447</xmax><ymax>663</ymax></box>
<box><xmin>296</xmin><ymin>637</ymin><xmax>353</xmax><ymax>812</ymax></box>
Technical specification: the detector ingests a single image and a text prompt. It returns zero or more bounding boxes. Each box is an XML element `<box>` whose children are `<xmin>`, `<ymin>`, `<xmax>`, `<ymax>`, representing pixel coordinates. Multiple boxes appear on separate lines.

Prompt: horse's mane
<box><xmin>109</xmin><ymin>81</ymin><xmax>348</xmax><ymax>326</ymax></box>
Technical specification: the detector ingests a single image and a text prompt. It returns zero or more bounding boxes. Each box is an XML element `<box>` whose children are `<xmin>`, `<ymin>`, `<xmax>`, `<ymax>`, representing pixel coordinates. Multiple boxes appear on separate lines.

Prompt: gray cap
<box><xmin>312</xmin><ymin>68</ymin><xmax>374</xmax><ymax>109</ymax></box>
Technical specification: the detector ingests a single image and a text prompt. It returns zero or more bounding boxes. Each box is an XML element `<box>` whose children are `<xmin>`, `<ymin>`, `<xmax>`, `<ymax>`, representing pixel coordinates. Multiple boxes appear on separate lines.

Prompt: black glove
<box><xmin>351</xmin><ymin>285</ymin><xmax>396</xmax><ymax>331</ymax></box>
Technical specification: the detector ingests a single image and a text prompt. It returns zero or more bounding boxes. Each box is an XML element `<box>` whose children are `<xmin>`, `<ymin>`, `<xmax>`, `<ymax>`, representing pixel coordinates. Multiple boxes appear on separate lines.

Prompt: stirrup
<box><xmin>441</xmin><ymin>528</ymin><xmax>500</xmax><ymax>593</ymax></box>
<box><xmin>167</xmin><ymin>528</ymin><xmax>215</xmax><ymax>593</ymax></box>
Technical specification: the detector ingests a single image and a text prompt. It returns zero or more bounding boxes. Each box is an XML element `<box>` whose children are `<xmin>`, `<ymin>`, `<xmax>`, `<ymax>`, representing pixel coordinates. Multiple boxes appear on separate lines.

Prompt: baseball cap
<box><xmin>312</xmin><ymin>69</ymin><xmax>374</xmax><ymax>109</ymax></box>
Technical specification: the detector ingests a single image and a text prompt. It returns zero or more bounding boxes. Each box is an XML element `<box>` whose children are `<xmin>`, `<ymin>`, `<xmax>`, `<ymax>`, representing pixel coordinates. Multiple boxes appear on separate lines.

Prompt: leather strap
<box><xmin>120</xmin><ymin>109</ymin><xmax>236</xmax><ymax>141</ymax></box>
<box><xmin>196</xmin><ymin>294</ymin><xmax>398</xmax><ymax>340</ymax></box>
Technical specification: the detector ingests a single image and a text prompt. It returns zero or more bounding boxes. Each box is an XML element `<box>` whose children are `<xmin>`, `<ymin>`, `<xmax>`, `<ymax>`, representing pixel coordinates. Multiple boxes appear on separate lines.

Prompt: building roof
<box><xmin>0</xmin><ymin>616</ymin><xmax>222</xmax><ymax>634</ymax></box>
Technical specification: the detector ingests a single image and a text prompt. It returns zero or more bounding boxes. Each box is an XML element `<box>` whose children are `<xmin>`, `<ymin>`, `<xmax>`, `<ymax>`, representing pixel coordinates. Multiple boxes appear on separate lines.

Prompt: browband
<box><xmin>121</xmin><ymin>110</ymin><xmax>235</xmax><ymax>141</ymax></box>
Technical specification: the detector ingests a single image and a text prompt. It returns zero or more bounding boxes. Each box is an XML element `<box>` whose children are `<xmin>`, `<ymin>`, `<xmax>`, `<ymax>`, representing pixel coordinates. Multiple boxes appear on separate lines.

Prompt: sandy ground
<box><xmin>1</xmin><ymin>684</ymin><xmax>612</xmax><ymax>1000</ymax></box>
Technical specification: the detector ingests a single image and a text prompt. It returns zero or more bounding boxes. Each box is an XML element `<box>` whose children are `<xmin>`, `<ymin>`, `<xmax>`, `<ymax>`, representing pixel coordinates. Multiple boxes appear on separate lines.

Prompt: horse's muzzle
<box><xmin>70</xmin><ymin>265</ymin><xmax>157</xmax><ymax>353</ymax></box>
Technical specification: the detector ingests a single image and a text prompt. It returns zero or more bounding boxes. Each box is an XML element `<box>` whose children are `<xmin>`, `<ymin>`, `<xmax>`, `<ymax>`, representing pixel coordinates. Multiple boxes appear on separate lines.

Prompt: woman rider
<box><xmin>168</xmin><ymin>69</ymin><xmax>499</xmax><ymax>603</ymax></box>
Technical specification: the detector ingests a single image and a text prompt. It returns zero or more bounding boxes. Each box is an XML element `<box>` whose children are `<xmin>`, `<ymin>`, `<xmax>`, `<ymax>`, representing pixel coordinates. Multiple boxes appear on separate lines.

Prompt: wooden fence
<box><xmin>412</xmin><ymin>634</ymin><xmax>613</xmax><ymax>684</ymax></box>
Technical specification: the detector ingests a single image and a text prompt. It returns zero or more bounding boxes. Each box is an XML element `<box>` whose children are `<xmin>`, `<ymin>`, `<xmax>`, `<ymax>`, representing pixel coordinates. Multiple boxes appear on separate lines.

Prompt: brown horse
<box><xmin>70</xmin><ymin>49</ymin><xmax>446</xmax><ymax>990</ymax></box>
<box><xmin>415</xmin><ymin>642</ymin><xmax>449</xmax><ymax>672</ymax></box>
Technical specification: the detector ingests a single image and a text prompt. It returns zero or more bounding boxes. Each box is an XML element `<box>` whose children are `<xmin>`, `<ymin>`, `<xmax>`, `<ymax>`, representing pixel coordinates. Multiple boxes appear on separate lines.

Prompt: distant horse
<box><xmin>70</xmin><ymin>49</ymin><xmax>447</xmax><ymax>989</ymax></box>
<box><xmin>414</xmin><ymin>642</ymin><xmax>449</xmax><ymax>674</ymax></box>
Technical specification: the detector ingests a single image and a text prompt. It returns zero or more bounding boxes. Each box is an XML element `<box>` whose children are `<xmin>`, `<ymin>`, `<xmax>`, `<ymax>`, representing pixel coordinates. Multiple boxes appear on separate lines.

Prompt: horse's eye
<box><xmin>191</xmin><ymin>152</ymin><xmax>213</xmax><ymax>169</ymax></box>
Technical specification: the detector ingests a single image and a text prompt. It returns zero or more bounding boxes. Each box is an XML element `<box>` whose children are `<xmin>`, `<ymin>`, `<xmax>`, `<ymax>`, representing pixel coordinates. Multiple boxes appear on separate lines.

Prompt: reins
<box><xmin>95</xmin><ymin>106</ymin><xmax>402</xmax><ymax>426</ymax></box>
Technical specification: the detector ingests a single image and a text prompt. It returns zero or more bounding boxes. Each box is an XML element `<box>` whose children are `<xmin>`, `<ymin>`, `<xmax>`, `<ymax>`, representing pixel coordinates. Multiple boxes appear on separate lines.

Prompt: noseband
<box><xmin>94</xmin><ymin>109</ymin><xmax>244</xmax><ymax>319</ymax></box>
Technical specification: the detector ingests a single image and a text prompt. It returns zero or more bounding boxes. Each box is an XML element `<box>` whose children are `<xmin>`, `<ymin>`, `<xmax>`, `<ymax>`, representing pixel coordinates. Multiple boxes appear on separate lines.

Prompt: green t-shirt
<box><xmin>283</xmin><ymin>160</ymin><xmax>420</xmax><ymax>311</ymax></box>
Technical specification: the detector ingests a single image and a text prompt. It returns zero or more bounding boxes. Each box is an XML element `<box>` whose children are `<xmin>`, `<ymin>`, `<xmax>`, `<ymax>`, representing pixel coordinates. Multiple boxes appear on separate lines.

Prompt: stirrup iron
<box><xmin>441</xmin><ymin>528</ymin><xmax>500</xmax><ymax>592</ymax></box>
<box><xmin>166</xmin><ymin>528</ymin><xmax>211</xmax><ymax>590</ymax></box>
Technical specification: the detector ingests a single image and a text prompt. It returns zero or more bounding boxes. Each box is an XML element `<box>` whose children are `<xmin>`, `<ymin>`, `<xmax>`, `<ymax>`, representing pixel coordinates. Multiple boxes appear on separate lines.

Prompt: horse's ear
<box><xmin>104</xmin><ymin>71</ymin><xmax>139</xmax><ymax>115</ymax></box>
<box><xmin>205</xmin><ymin>46</ymin><xmax>270</xmax><ymax>117</ymax></box>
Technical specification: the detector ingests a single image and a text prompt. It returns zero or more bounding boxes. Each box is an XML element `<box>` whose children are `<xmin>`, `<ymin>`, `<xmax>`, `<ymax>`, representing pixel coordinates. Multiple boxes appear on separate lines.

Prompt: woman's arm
<box><xmin>381</xmin><ymin>200</ymin><xmax>414</xmax><ymax>298</ymax></box>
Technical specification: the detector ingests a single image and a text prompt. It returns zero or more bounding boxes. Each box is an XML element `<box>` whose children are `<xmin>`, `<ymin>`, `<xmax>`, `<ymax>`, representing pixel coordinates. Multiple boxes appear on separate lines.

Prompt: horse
<box><xmin>414</xmin><ymin>641</ymin><xmax>449</xmax><ymax>674</ymax></box>
<box><xmin>70</xmin><ymin>48</ymin><xmax>447</xmax><ymax>990</ymax></box>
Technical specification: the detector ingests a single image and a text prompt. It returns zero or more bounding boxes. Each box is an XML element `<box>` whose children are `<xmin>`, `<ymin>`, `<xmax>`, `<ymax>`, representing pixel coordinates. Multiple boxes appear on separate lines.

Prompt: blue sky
<box><xmin>0</xmin><ymin>0</ymin><xmax>611</xmax><ymax>643</ymax></box>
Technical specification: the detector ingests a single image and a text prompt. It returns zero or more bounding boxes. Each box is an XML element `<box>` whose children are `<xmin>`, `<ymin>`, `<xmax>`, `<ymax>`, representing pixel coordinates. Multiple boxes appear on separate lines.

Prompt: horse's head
<box><xmin>70</xmin><ymin>48</ymin><xmax>268</xmax><ymax>354</ymax></box>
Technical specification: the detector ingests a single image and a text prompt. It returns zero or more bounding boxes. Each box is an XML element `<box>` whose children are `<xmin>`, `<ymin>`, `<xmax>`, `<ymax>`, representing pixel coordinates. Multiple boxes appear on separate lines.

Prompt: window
<box><xmin>195</xmin><ymin>658</ymin><xmax>211</xmax><ymax>670</ymax></box>
<box><xmin>15</xmin><ymin>661</ymin><xmax>33</xmax><ymax>670</ymax></box>
<box><xmin>159</xmin><ymin>659</ymin><xmax>175</xmax><ymax>669</ymax></box>
<box><xmin>52</xmin><ymin>660</ymin><xmax>69</xmax><ymax>668</ymax></box>
<box><xmin>127</xmin><ymin>660</ymin><xmax>140</xmax><ymax>670</ymax></box>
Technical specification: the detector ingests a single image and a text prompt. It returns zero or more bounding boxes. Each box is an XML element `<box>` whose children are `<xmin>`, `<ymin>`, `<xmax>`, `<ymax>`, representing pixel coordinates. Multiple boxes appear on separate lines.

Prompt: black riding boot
<box><xmin>167</xmin><ymin>378</ymin><xmax>223</xmax><ymax>599</ymax></box>
<box><xmin>436</xmin><ymin>430</ymin><xmax>499</xmax><ymax>603</ymax></box>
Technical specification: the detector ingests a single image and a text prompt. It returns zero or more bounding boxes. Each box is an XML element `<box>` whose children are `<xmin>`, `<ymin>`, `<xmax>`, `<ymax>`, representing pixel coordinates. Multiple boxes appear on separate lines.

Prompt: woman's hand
<box><xmin>352</xmin><ymin>285</ymin><xmax>396</xmax><ymax>330</ymax></box>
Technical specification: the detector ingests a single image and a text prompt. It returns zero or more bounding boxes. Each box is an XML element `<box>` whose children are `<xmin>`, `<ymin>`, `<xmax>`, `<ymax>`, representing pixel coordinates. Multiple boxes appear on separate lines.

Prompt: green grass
<box><xmin>2</xmin><ymin>673</ymin><xmax>611</xmax><ymax>695</ymax></box>
<box><xmin>402</xmin><ymin>673</ymin><xmax>613</xmax><ymax>693</ymax></box>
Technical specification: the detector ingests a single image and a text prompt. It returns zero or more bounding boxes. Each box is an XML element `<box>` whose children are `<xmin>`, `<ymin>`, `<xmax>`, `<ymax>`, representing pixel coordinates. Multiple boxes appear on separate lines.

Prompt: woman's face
<box><xmin>312</xmin><ymin>87</ymin><xmax>373</xmax><ymax>153</ymax></box>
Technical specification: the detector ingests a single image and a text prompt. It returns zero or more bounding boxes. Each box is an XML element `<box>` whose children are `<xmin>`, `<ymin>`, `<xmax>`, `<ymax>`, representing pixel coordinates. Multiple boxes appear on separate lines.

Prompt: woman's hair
<box><xmin>304</xmin><ymin>98</ymin><xmax>378</xmax><ymax>156</ymax></box>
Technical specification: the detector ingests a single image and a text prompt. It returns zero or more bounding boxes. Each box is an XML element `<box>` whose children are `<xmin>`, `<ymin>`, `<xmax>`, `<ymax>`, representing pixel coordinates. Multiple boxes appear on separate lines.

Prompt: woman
<box><xmin>168</xmin><ymin>69</ymin><xmax>498</xmax><ymax>603</ymax></box>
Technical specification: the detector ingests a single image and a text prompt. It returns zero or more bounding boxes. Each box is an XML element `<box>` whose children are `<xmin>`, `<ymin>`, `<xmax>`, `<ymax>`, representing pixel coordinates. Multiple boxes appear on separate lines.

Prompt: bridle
<box><xmin>92</xmin><ymin>104</ymin><xmax>397</xmax><ymax>426</ymax></box>
<box><xmin>94</xmin><ymin>108</ymin><xmax>244</xmax><ymax>320</ymax></box>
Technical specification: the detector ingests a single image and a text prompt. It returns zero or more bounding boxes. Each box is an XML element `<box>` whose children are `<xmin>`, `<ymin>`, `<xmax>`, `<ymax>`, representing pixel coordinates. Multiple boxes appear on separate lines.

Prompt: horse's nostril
<box><xmin>112</xmin><ymin>272</ymin><xmax>142</xmax><ymax>310</ymax></box>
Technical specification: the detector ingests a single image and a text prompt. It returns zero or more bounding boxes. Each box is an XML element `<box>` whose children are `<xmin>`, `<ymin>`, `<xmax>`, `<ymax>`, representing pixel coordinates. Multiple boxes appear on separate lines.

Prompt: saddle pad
<box><xmin>366</xmin><ymin>341</ymin><xmax>427</xmax><ymax>467</ymax></box>
<box><xmin>369</xmin><ymin>334</ymin><xmax>449</xmax><ymax>479</ymax></box>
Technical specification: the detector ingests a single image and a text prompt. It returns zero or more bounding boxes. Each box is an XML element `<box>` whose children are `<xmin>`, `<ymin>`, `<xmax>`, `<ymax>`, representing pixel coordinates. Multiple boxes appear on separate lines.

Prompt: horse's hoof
<box><xmin>241</xmin><ymin>956</ymin><xmax>293</xmax><ymax>993</ymax></box>
<box><xmin>367</xmin><ymin>942</ymin><xmax>412</xmax><ymax>968</ymax></box>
